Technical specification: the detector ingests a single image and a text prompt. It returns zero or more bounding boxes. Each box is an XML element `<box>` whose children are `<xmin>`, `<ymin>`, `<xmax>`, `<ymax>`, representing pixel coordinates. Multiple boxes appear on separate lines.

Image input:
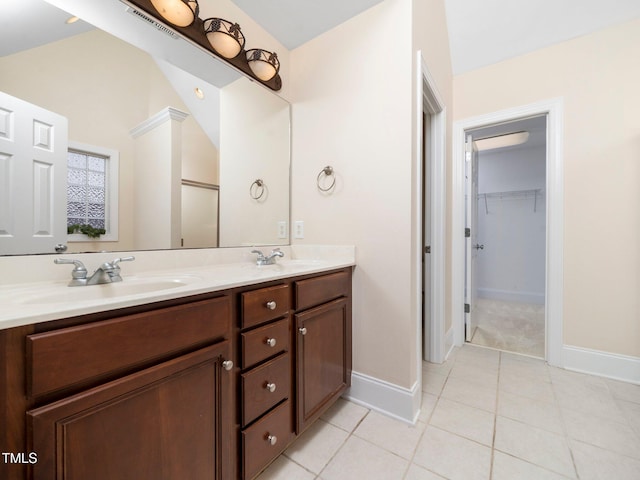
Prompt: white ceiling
<box><xmin>443</xmin><ymin>0</ymin><xmax>640</xmax><ymax>74</ymax></box>
<box><xmin>4</xmin><ymin>0</ymin><xmax>640</xmax><ymax>75</ymax></box>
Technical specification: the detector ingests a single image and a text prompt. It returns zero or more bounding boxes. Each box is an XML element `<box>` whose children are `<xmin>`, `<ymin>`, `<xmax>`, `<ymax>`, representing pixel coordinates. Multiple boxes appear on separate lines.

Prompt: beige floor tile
<box><xmin>429</xmin><ymin>397</ymin><xmax>495</xmax><ymax>446</ymax></box>
<box><xmin>353</xmin><ymin>410</ymin><xmax>426</xmax><ymax>459</ymax></box>
<box><xmin>440</xmin><ymin>376</ymin><xmax>497</xmax><ymax>413</ymax></box>
<box><xmin>497</xmin><ymin>390</ymin><xmax>564</xmax><ymax>434</ymax></box>
<box><xmin>417</xmin><ymin>392</ymin><xmax>439</xmax><ymax>423</ymax></box>
<box><xmin>553</xmin><ymin>377</ymin><xmax>626</xmax><ymax>423</ymax></box>
<box><xmin>491</xmin><ymin>451</ymin><xmax>572</xmax><ymax>480</ymax></box>
<box><xmin>413</xmin><ymin>426</ymin><xmax>491</xmax><ymax>480</ymax></box>
<box><xmin>254</xmin><ymin>455</ymin><xmax>316</xmax><ymax>480</ymax></box>
<box><xmin>404</xmin><ymin>463</ymin><xmax>447</xmax><ymax>480</ymax></box>
<box><xmin>618</xmin><ymin>398</ymin><xmax>640</xmax><ymax>436</ymax></box>
<box><xmin>499</xmin><ymin>371</ymin><xmax>555</xmax><ymax>403</ymax></box>
<box><xmin>422</xmin><ymin>371</ymin><xmax>448</xmax><ymax>395</ymax></box>
<box><xmin>448</xmin><ymin>363</ymin><xmax>499</xmax><ymax>388</ymax></box>
<box><xmin>319</xmin><ymin>436</ymin><xmax>408</xmax><ymax>480</ymax></box>
<box><xmin>285</xmin><ymin>419</ymin><xmax>348</xmax><ymax>474</ymax></box>
<box><xmin>423</xmin><ymin>360</ymin><xmax>454</xmax><ymax>376</ymax></box>
<box><xmin>562</xmin><ymin>408</ymin><xmax>640</xmax><ymax>459</ymax></box>
<box><xmin>499</xmin><ymin>354</ymin><xmax>550</xmax><ymax>382</ymax></box>
<box><xmin>605</xmin><ymin>378</ymin><xmax>640</xmax><ymax>405</ymax></box>
<box><xmin>571</xmin><ymin>440</ymin><xmax>640</xmax><ymax>480</ymax></box>
<box><xmin>320</xmin><ymin>398</ymin><xmax>369</xmax><ymax>433</ymax></box>
<box><xmin>494</xmin><ymin>416</ymin><xmax>576</xmax><ymax>478</ymax></box>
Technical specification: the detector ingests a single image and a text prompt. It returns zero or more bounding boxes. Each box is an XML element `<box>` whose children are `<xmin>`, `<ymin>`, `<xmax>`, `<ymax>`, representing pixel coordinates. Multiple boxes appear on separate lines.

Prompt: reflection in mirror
<box><xmin>0</xmin><ymin>0</ymin><xmax>290</xmax><ymax>256</ymax></box>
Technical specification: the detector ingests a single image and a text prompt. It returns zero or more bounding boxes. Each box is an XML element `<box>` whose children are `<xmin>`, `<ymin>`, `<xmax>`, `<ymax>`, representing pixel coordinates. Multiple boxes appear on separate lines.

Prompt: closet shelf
<box><xmin>477</xmin><ymin>188</ymin><xmax>543</xmax><ymax>214</ymax></box>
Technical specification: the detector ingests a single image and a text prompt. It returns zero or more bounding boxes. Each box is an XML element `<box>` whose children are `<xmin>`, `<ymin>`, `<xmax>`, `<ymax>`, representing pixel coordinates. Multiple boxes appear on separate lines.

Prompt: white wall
<box><xmin>454</xmin><ymin>18</ymin><xmax>640</xmax><ymax>358</ymax></box>
<box><xmin>476</xmin><ymin>146</ymin><xmax>546</xmax><ymax>303</ymax></box>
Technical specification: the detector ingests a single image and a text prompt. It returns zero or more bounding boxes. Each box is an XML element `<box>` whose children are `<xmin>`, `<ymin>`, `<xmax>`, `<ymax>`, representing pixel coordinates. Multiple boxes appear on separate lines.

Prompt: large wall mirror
<box><xmin>0</xmin><ymin>0</ymin><xmax>290</xmax><ymax>255</ymax></box>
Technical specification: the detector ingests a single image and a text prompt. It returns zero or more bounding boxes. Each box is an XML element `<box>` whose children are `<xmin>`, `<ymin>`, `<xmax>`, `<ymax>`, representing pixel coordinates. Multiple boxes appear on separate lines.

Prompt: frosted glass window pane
<box><xmin>66</xmin><ymin>148</ymin><xmax>110</xmax><ymax>232</ymax></box>
<box><xmin>88</xmin><ymin>171</ymin><xmax>104</xmax><ymax>187</ymax></box>
<box><xmin>68</xmin><ymin>152</ymin><xmax>86</xmax><ymax>169</ymax></box>
<box><xmin>87</xmin><ymin>156</ymin><xmax>105</xmax><ymax>172</ymax></box>
<box><xmin>68</xmin><ymin>168</ymin><xmax>86</xmax><ymax>185</ymax></box>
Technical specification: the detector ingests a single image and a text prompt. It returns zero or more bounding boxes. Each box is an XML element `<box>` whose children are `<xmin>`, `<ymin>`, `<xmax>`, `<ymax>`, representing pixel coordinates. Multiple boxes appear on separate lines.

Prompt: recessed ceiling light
<box><xmin>474</xmin><ymin>131</ymin><xmax>529</xmax><ymax>151</ymax></box>
<box><xmin>65</xmin><ymin>16</ymin><xmax>80</xmax><ymax>24</ymax></box>
<box><xmin>194</xmin><ymin>87</ymin><xmax>205</xmax><ymax>99</ymax></box>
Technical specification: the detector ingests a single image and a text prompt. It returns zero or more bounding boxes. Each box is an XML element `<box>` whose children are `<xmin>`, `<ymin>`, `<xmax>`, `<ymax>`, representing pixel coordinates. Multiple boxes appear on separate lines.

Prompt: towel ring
<box><xmin>317</xmin><ymin>166</ymin><xmax>336</xmax><ymax>192</ymax></box>
<box><xmin>250</xmin><ymin>179</ymin><xmax>265</xmax><ymax>200</ymax></box>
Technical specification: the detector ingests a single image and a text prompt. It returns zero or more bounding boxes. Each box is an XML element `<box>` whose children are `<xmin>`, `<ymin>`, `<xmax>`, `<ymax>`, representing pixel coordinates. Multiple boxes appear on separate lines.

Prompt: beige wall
<box><xmin>290</xmin><ymin>0</ymin><xmax>453</xmax><ymax>390</ymax></box>
<box><xmin>453</xmin><ymin>18</ymin><xmax>640</xmax><ymax>357</ymax></box>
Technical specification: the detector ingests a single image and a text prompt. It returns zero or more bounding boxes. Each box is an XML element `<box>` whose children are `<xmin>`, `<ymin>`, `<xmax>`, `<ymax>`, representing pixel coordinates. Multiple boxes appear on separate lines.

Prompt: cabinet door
<box><xmin>28</xmin><ymin>342</ymin><xmax>234</xmax><ymax>480</ymax></box>
<box><xmin>295</xmin><ymin>298</ymin><xmax>351</xmax><ymax>433</ymax></box>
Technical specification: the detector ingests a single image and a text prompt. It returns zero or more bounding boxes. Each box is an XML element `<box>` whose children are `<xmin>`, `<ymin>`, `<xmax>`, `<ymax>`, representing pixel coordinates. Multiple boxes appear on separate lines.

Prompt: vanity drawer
<box><xmin>241</xmin><ymin>284</ymin><xmax>290</xmax><ymax>329</ymax></box>
<box><xmin>295</xmin><ymin>269</ymin><xmax>350</xmax><ymax>311</ymax></box>
<box><xmin>241</xmin><ymin>353</ymin><xmax>290</xmax><ymax>427</ymax></box>
<box><xmin>241</xmin><ymin>318</ymin><xmax>290</xmax><ymax>369</ymax></box>
<box><xmin>242</xmin><ymin>400</ymin><xmax>294</xmax><ymax>480</ymax></box>
<box><xmin>27</xmin><ymin>296</ymin><xmax>231</xmax><ymax>399</ymax></box>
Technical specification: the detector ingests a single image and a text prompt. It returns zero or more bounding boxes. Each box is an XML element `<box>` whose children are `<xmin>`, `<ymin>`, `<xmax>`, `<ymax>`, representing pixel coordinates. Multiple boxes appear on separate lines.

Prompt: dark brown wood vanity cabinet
<box><xmin>294</xmin><ymin>269</ymin><xmax>352</xmax><ymax>433</ymax></box>
<box><xmin>0</xmin><ymin>267</ymin><xmax>353</xmax><ymax>480</ymax></box>
<box><xmin>239</xmin><ymin>284</ymin><xmax>295</xmax><ymax>480</ymax></box>
<box><xmin>1</xmin><ymin>295</ymin><xmax>235</xmax><ymax>480</ymax></box>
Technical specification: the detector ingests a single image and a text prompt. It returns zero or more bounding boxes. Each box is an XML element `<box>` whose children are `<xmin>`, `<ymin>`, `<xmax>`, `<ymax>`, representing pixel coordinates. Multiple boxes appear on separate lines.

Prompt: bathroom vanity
<box><xmin>0</xmin><ymin>253</ymin><xmax>353</xmax><ymax>480</ymax></box>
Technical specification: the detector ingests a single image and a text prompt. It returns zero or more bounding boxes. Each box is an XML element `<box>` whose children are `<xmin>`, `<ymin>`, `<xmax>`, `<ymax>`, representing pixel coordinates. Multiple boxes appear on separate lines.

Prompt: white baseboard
<box><xmin>563</xmin><ymin>345</ymin><xmax>640</xmax><ymax>385</ymax></box>
<box><xmin>344</xmin><ymin>371</ymin><xmax>420</xmax><ymax>424</ymax></box>
<box><xmin>478</xmin><ymin>288</ymin><xmax>545</xmax><ymax>305</ymax></box>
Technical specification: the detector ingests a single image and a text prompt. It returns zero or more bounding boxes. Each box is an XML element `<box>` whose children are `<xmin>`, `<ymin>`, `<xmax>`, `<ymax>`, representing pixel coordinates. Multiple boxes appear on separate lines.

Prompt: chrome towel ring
<box><xmin>317</xmin><ymin>166</ymin><xmax>336</xmax><ymax>192</ymax></box>
<box><xmin>250</xmin><ymin>179</ymin><xmax>265</xmax><ymax>200</ymax></box>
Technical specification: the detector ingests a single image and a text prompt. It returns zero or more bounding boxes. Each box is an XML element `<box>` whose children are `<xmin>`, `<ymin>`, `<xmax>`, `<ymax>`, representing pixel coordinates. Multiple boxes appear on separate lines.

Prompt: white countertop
<box><xmin>0</xmin><ymin>245</ymin><xmax>355</xmax><ymax>330</ymax></box>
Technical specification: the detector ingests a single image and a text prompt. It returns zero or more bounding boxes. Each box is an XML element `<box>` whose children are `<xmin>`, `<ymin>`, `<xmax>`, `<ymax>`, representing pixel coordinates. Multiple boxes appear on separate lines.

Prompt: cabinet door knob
<box><xmin>222</xmin><ymin>360</ymin><xmax>233</xmax><ymax>371</ymax></box>
<box><xmin>265</xmin><ymin>382</ymin><xmax>276</xmax><ymax>393</ymax></box>
<box><xmin>266</xmin><ymin>301</ymin><xmax>277</xmax><ymax>310</ymax></box>
<box><xmin>299</xmin><ymin>327</ymin><xmax>307</xmax><ymax>335</ymax></box>
<box><xmin>265</xmin><ymin>337</ymin><xmax>277</xmax><ymax>347</ymax></box>
<box><xmin>266</xmin><ymin>434</ymin><xmax>277</xmax><ymax>446</ymax></box>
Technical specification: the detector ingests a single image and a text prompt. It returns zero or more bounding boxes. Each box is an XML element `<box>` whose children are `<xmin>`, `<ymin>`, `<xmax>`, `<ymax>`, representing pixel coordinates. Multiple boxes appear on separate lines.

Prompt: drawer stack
<box><xmin>239</xmin><ymin>284</ymin><xmax>294</xmax><ymax>480</ymax></box>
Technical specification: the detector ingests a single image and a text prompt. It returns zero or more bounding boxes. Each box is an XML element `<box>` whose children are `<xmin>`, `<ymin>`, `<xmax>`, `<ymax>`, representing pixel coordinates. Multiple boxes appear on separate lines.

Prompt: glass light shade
<box><xmin>203</xmin><ymin>18</ymin><xmax>245</xmax><ymax>59</ymax></box>
<box><xmin>246</xmin><ymin>49</ymin><xmax>280</xmax><ymax>82</ymax></box>
<box><xmin>150</xmin><ymin>0</ymin><xmax>198</xmax><ymax>27</ymax></box>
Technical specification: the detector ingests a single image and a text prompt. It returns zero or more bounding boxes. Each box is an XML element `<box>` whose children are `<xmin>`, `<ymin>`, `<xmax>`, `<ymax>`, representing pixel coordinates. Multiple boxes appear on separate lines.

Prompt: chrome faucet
<box><xmin>251</xmin><ymin>248</ymin><xmax>284</xmax><ymax>266</ymax></box>
<box><xmin>54</xmin><ymin>256</ymin><xmax>135</xmax><ymax>286</ymax></box>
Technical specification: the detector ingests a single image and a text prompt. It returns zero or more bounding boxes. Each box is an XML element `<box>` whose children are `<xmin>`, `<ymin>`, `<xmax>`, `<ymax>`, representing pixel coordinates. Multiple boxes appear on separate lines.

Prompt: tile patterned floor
<box><xmin>470</xmin><ymin>299</ymin><xmax>545</xmax><ymax>358</ymax></box>
<box><xmin>255</xmin><ymin>345</ymin><xmax>640</xmax><ymax>480</ymax></box>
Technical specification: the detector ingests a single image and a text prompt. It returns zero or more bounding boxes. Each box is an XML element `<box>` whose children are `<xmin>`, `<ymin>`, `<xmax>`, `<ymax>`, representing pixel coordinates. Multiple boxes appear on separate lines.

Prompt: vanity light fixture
<box><xmin>246</xmin><ymin>49</ymin><xmax>280</xmax><ymax>81</ymax></box>
<box><xmin>474</xmin><ymin>131</ymin><xmax>530</xmax><ymax>151</ymax></box>
<box><xmin>203</xmin><ymin>18</ymin><xmax>245</xmax><ymax>59</ymax></box>
<box><xmin>149</xmin><ymin>0</ymin><xmax>199</xmax><ymax>27</ymax></box>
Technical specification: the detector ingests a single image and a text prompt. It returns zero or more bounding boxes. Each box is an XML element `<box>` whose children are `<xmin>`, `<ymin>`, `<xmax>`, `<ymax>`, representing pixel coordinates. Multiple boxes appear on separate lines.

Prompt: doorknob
<box><xmin>473</xmin><ymin>244</ymin><xmax>484</xmax><ymax>250</ymax></box>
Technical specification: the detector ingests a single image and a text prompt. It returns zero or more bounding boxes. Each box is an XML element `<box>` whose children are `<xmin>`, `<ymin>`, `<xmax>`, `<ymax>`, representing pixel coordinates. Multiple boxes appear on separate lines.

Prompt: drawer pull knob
<box><xmin>299</xmin><ymin>327</ymin><xmax>307</xmax><ymax>335</ymax></box>
<box><xmin>265</xmin><ymin>337</ymin><xmax>277</xmax><ymax>347</ymax></box>
<box><xmin>266</xmin><ymin>301</ymin><xmax>277</xmax><ymax>310</ymax></box>
<box><xmin>222</xmin><ymin>360</ymin><xmax>234</xmax><ymax>371</ymax></box>
<box><xmin>265</xmin><ymin>382</ymin><xmax>277</xmax><ymax>393</ymax></box>
<box><xmin>267</xmin><ymin>434</ymin><xmax>278</xmax><ymax>446</ymax></box>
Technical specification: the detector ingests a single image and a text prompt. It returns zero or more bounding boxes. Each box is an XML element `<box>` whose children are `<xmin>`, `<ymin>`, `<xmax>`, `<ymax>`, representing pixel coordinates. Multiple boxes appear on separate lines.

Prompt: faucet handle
<box><xmin>111</xmin><ymin>256</ymin><xmax>135</xmax><ymax>267</ymax></box>
<box><xmin>251</xmin><ymin>249</ymin><xmax>265</xmax><ymax>259</ymax></box>
<box><xmin>54</xmin><ymin>258</ymin><xmax>88</xmax><ymax>279</ymax></box>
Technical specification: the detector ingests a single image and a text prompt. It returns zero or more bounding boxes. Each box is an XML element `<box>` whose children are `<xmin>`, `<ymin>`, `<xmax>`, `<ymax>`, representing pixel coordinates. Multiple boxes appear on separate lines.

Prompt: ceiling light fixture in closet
<box><xmin>474</xmin><ymin>131</ymin><xmax>529</xmax><ymax>151</ymax></box>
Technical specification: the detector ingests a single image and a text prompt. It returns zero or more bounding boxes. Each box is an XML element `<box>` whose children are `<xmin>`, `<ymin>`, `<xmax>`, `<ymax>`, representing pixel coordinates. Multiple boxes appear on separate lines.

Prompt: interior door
<box><xmin>465</xmin><ymin>134</ymin><xmax>479</xmax><ymax>342</ymax></box>
<box><xmin>0</xmin><ymin>91</ymin><xmax>68</xmax><ymax>254</ymax></box>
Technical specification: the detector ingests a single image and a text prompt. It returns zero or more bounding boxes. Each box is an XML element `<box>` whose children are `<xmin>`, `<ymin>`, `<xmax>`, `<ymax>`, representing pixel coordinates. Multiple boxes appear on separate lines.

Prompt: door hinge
<box><xmin>425</xmin><ymin>245</ymin><xmax>431</xmax><ymax>254</ymax></box>
<box><xmin>464</xmin><ymin>303</ymin><xmax>470</xmax><ymax>313</ymax></box>
<box><xmin>465</xmin><ymin>228</ymin><xmax>471</xmax><ymax>238</ymax></box>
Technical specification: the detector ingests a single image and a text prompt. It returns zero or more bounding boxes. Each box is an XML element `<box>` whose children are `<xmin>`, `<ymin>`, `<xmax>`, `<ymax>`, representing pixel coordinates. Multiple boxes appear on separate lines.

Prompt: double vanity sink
<box><xmin>0</xmin><ymin>247</ymin><xmax>351</xmax><ymax>329</ymax></box>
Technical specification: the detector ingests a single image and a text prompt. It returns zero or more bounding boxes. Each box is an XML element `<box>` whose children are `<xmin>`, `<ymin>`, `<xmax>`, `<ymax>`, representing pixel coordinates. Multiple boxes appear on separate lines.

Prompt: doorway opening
<box><xmin>451</xmin><ymin>98</ymin><xmax>564</xmax><ymax>366</ymax></box>
<box><xmin>465</xmin><ymin>116</ymin><xmax>547</xmax><ymax>358</ymax></box>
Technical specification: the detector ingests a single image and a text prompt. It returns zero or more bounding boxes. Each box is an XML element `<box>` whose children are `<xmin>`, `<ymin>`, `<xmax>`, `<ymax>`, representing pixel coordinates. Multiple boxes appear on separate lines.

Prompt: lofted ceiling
<box><xmin>3</xmin><ymin>0</ymin><xmax>640</xmax><ymax>75</ymax></box>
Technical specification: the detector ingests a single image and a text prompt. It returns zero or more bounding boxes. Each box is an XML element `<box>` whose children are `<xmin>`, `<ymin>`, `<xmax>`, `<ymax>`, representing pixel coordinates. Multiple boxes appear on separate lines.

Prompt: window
<box><xmin>66</xmin><ymin>142</ymin><xmax>119</xmax><ymax>242</ymax></box>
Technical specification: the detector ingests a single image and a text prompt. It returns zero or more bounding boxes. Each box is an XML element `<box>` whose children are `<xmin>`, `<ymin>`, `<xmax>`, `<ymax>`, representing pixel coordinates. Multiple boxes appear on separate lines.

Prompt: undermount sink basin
<box><xmin>18</xmin><ymin>276</ymin><xmax>200</xmax><ymax>305</ymax></box>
